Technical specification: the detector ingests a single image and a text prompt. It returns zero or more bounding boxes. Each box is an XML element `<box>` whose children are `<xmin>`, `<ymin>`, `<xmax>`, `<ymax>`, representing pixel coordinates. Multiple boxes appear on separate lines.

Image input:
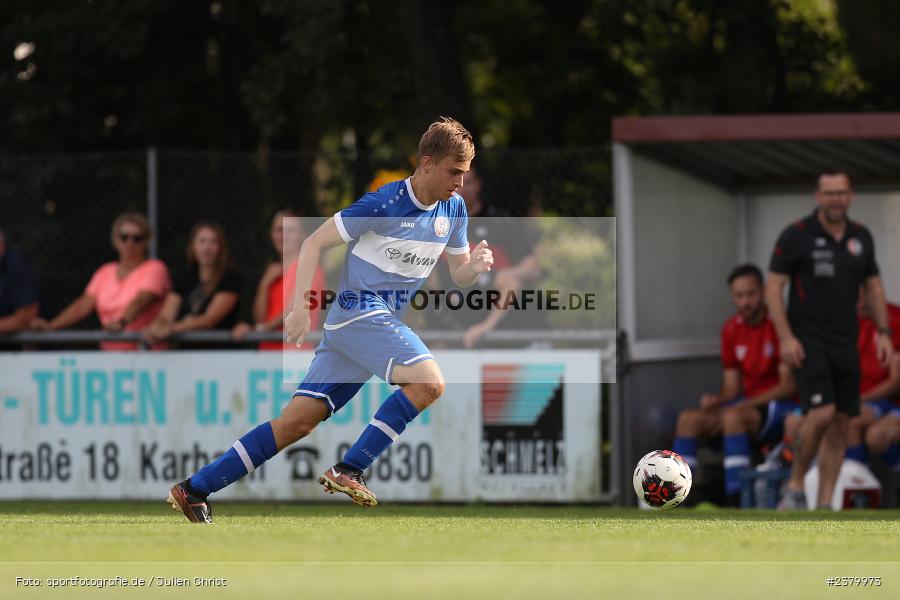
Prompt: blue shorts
<box><xmin>757</xmin><ymin>399</ymin><xmax>801</xmax><ymax>445</ymax></box>
<box><xmin>863</xmin><ymin>398</ymin><xmax>900</xmax><ymax>420</ymax></box>
<box><xmin>293</xmin><ymin>312</ymin><xmax>433</xmax><ymax>415</ymax></box>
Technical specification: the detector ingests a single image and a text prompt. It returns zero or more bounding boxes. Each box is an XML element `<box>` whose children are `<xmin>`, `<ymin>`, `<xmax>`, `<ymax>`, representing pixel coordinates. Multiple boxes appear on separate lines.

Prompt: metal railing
<box><xmin>1</xmin><ymin>328</ymin><xmax>617</xmax><ymax>346</ymax></box>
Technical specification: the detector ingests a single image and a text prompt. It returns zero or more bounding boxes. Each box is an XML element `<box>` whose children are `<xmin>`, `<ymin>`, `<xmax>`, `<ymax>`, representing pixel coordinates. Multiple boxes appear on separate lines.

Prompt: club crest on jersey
<box><xmin>847</xmin><ymin>237</ymin><xmax>863</xmax><ymax>257</ymax></box>
<box><xmin>434</xmin><ymin>216</ymin><xmax>450</xmax><ymax>238</ymax></box>
<box><xmin>764</xmin><ymin>342</ymin><xmax>774</xmax><ymax>357</ymax></box>
<box><xmin>735</xmin><ymin>345</ymin><xmax>748</xmax><ymax>361</ymax></box>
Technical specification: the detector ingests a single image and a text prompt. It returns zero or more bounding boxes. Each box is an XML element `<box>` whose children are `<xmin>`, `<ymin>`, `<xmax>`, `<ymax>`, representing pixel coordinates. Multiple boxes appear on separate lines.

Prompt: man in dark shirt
<box><xmin>0</xmin><ymin>228</ymin><xmax>39</xmax><ymax>334</ymax></box>
<box><xmin>766</xmin><ymin>171</ymin><xmax>893</xmax><ymax>509</ymax></box>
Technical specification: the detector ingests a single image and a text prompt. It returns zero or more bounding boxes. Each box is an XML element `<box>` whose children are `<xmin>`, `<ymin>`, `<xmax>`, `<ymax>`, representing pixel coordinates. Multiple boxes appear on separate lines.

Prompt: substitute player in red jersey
<box><xmin>672</xmin><ymin>264</ymin><xmax>796</xmax><ymax>504</ymax></box>
<box><xmin>844</xmin><ymin>291</ymin><xmax>900</xmax><ymax>466</ymax></box>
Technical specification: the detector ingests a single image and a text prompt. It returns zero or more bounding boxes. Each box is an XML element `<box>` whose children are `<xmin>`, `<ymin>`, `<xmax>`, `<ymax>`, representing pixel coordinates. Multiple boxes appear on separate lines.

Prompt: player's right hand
<box><xmin>284</xmin><ymin>309</ymin><xmax>311</xmax><ymax>347</ymax></box>
<box><xmin>780</xmin><ymin>335</ymin><xmax>805</xmax><ymax>368</ymax></box>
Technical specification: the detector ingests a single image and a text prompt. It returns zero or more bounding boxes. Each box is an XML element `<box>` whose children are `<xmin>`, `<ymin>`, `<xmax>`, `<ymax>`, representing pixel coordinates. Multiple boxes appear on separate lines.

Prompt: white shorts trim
<box><xmin>385</xmin><ymin>357</ymin><xmax>395</xmax><ymax>384</ymax></box>
<box><xmin>294</xmin><ymin>389</ymin><xmax>336</xmax><ymax>413</ymax></box>
<box><xmin>323</xmin><ymin>309</ymin><xmax>391</xmax><ymax>330</ymax></box>
<box><xmin>233</xmin><ymin>440</ymin><xmax>255</xmax><ymax>474</ymax></box>
<box><xmin>371</xmin><ymin>418</ymin><xmax>400</xmax><ymax>441</ymax></box>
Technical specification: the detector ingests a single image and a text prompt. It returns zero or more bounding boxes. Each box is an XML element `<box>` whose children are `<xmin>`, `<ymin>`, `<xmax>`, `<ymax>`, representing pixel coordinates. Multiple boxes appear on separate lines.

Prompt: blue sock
<box><xmin>190</xmin><ymin>421</ymin><xmax>278</xmax><ymax>496</ymax></box>
<box><xmin>672</xmin><ymin>436</ymin><xmax>698</xmax><ymax>472</ymax></box>
<box><xmin>343</xmin><ymin>389</ymin><xmax>419</xmax><ymax>471</ymax></box>
<box><xmin>880</xmin><ymin>444</ymin><xmax>900</xmax><ymax>473</ymax></box>
<box><xmin>845</xmin><ymin>443</ymin><xmax>869</xmax><ymax>463</ymax></box>
<box><xmin>723</xmin><ymin>433</ymin><xmax>751</xmax><ymax>497</ymax></box>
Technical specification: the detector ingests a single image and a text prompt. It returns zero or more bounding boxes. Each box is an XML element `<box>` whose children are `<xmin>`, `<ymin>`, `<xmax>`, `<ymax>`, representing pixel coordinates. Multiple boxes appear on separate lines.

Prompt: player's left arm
<box><xmin>743</xmin><ymin>362</ymin><xmax>796</xmax><ymax>407</ymax></box>
<box><xmin>864</xmin><ymin>275</ymin><xmax>893</xmax><ymax>366</ymax></box>
<box><xmin>447</xmin><ymin>240</ymin><xmax>493</xmax><ymax>287</ymax></box>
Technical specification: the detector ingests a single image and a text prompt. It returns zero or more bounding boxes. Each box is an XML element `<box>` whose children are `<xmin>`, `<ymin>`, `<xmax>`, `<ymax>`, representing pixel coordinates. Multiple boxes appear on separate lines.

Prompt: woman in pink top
<box><xmin>31</xmin><ymin>212</ymin><xmax>171</xmax><ymax>350</ymax></box>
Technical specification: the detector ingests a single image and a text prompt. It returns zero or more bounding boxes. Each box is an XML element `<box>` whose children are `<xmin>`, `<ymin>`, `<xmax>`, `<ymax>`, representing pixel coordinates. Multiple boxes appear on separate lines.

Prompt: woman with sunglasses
<box><xmin>144</xmin><ymin>221</ymin><xmax>241</xmax><ymax>347</ymax></box>
<box><xmin>31</xmin><ymin>212</ymin><xmax>171</xmax><ymax>350</ymax></box>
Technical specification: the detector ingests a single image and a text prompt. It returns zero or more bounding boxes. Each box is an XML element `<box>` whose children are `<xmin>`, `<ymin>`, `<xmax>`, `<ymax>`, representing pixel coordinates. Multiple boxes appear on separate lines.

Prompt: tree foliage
<box><xmin>1</xmin><ymin>0</ymin><xmax>888</xmax><ymax>157</ymax></box>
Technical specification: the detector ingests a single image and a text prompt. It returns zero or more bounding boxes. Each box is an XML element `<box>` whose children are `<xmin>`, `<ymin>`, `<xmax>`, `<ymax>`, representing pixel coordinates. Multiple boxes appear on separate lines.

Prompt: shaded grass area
<box><xmin>2</xmin><ymin>503</ymin><xmax>899</xmax><ymax>599</ymax></box>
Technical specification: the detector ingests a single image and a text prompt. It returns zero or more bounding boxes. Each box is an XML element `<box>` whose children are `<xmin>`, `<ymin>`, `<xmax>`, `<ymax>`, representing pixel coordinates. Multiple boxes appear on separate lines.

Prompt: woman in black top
<box><xmin>145</xmin><ymin>221</ymin><xmax>241</xmax><ymax>345</ymax></box>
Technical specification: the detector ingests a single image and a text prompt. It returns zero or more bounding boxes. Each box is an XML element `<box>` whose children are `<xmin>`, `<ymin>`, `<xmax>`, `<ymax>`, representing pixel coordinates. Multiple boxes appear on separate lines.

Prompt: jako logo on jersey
<box><xmin>434</xmin><ymin>216</ymin><xmax>450</xmax><ymax>238</ymax></box>
<box><xmin>400</xmin><ymin>222</ymin><xmax>416</xmax><ymax>228</ymax></box>
<box><xmin>385</xmin><ymin>248</ymin><xmax>401</xmax><ymax>260</ymax></box>
<box><xmin>735</xmin><ymin>345</ymin><xmax>748</xmax><ymax>361</ymax></box>
<box><xmin>401</xmin><ymin>252</ymin><xmax>437</xmax><ymax>266</ymax></box>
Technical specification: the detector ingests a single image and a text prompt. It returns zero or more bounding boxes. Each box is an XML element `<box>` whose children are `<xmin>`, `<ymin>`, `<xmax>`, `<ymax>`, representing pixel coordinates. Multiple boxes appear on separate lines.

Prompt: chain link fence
<box><xmin>1</xmin><ymin>147</ymin><xmax>613</xmax><ymax>328</ymax></box>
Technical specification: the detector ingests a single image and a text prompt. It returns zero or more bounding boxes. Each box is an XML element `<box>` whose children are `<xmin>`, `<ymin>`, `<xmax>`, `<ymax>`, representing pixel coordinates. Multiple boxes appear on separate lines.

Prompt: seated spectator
<box><xmin>671</xmin><ymin>264</ymin><xmax>797</xmax><ymax>504</ymax></box>
<box><xmin>233</xmin><ymin>210</ymin><xmax>324</xmax><ymax>350</ymax></box>
<box><xmin>145</xmin><ymin>221</ymin><xmax>241</xmax><ymax>347</ymax></box>
<box><xmin>424</xmin><ymin>167</ymin><xmax>543</xmax><ymax>346</ymax></box>
<box><xmin>844</xmin><ymin>289</ymin><xmax>900</xmax><ymax>466</ymax></box>
<box><xmin>31</xmin><ymin>212</ymin><xmax>169</xmax><ymax>350</ymax></box>
<box><xmin>0</xmin><ymin>227</ymin><xmax>40</xmax><ymax>334</ymax></box>
<box><xmin>865</xmin><ymin>402</ymin><xmax>900</xmax><ymax>475</ymax></box>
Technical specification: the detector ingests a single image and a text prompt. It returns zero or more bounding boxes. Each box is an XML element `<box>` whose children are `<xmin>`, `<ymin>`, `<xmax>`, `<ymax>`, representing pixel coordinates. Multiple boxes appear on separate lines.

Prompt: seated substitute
<box><xmin>0</xmin><ymin>227</ymin><xmax>40</xmax><ymax>335</ymax></box>
<box><xmin>672</xmin><ymin>264</ymin><xmax>797</xmax><ymax>502</ymax></box>
<box><xmin>31</xmin><ymin>212</ymin><xmax>170</xmax><ymax>350</ymax></box>
<box><xmin>844</xmin><ymin>289</ymin><xmax>900</xmax><ymax>466</ymax></box>
<box><xmin>865</xmin><ymin>395</ymin><xmax>900</xmax><ymax>474</ymax></box>
<box><xmin>145</xmin><ymin>221</ymin><xmax>241</xmax><ymax>347</ymax></box>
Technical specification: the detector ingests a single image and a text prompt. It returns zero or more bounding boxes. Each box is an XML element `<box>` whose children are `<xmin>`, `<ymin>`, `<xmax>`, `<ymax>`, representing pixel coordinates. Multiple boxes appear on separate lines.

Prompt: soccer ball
<box><xmin>632</xmin><ymin>450</ymin><xmax>692</xmax><ymax>509</ymax></box>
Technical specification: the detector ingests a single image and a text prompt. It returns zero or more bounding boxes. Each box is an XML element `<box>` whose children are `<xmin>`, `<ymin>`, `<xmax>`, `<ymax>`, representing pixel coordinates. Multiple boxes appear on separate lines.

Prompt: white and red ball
<box><xmin>632</xmin><ymin>450</ymin><xmax>692</xmax><ymax>509</ymax></box>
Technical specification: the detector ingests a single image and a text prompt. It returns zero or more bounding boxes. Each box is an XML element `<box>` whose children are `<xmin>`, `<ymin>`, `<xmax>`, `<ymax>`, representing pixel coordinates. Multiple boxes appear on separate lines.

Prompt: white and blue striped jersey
<box><xmin>327</xmin><ymin>177</ymin><xmax>469</xmax><ymax>329</ymax></box>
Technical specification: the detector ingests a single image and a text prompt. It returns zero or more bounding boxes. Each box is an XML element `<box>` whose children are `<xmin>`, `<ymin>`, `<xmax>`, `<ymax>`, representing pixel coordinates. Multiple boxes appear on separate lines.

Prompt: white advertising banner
<box><xmin>0</xmin><ymin>351</ymin><xmax>601</xmax><ymax>501</ymax></box>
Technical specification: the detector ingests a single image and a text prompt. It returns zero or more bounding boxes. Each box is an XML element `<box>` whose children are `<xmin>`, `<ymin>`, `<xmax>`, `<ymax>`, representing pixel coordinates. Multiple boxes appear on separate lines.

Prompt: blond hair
<box><xmin>110</xmin><ymin>212</ymin><xmax>151</xmax><ymax>246</ymax></box>
<box><xmin>416</xmin><ymin>117</ymin><xmax>475</xmax><ymax>164</ymax></box>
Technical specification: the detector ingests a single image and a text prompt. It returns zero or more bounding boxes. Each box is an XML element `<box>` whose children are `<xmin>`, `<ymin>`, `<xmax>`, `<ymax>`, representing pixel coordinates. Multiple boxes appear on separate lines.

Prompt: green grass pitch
<box><xmin>1</xmin><ymin>502</ymin><xmax>898</xmax><ymax>599</ymax></box>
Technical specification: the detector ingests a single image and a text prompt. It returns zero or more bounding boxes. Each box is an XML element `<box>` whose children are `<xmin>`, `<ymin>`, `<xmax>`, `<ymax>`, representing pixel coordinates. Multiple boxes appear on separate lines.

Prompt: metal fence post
<box><xmin>146</xmin><ymin>146</ymin><xmax>159</xmax><ymax>258</ymax></box>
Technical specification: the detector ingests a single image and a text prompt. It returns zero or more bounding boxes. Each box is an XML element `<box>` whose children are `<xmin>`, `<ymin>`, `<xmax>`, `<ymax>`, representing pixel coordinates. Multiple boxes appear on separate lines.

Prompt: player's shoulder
<box><xmin>848</xmin><ymin>219</ymin><xmax>874</xmax><ymax>240</ymax></box>
<box><xmin>366</xmin><ymin>179</ymin><xmax>405</xmax><ymax>203</ymax></box>
<box><xmin>781</xmin><ymin>215</ymin><xmax>813</xmax><ymax>237</ymax></box>
<box><xmin>4</xmin><ymin>249</ymin><xmax>36</xmax><ymax>275</ymax></box>
<box><xmin>447</xmin><ymin>191</ymin><xmax>468</xmax><ymax>216</ymax></box>
<box><xmin>139</xmin><ymin>258</ymin><xmax>169</xmax><ymax>275</ymax></box>
<box><xmin>721</xmin><ymin>313</ymin><xmax>743</xmax><ymax>335</ymax></box>
<box><xmin>888</xmin><ymin>303</ymin><xmax>900</xmax><ymax>322</ymax></box>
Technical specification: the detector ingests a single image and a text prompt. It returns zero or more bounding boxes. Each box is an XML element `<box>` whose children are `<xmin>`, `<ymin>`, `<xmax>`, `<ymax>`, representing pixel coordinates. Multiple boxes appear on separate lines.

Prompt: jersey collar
<box><xmin>405</xmin><ymin>177</ymin><xmax>438</xmax><ymax>211</ymax></box>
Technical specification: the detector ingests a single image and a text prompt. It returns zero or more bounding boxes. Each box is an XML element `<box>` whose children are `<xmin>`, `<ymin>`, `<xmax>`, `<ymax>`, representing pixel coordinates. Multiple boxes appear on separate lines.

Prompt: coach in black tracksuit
<box><xmin>766</xmin><ymin>171</ymin><xmax>893</xmax><ymax>510</ymax></box>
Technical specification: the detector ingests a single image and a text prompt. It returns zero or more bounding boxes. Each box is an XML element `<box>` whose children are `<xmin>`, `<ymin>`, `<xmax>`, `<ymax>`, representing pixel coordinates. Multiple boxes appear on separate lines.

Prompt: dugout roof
<box><xmin>612</xmin><ymin>113</ymin><xmax>900</xmax><ymax>188</ymax></box>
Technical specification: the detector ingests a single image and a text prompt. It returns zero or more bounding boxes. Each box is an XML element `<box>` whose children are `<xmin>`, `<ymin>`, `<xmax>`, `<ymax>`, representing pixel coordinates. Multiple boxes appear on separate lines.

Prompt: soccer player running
<box><xmin>168</xmin><ymin>118</ymin><xmax>492</xmax><ymax>522</ymax></box>
<box><xmin>769</xmin><ymin>170</ymin><xmax>893</xmax><ymax>510</ymax></box>
<box><xmin>671</xmin><ymin>264</ymin><xmax>796</xmax><ymax>504</ymax></box>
